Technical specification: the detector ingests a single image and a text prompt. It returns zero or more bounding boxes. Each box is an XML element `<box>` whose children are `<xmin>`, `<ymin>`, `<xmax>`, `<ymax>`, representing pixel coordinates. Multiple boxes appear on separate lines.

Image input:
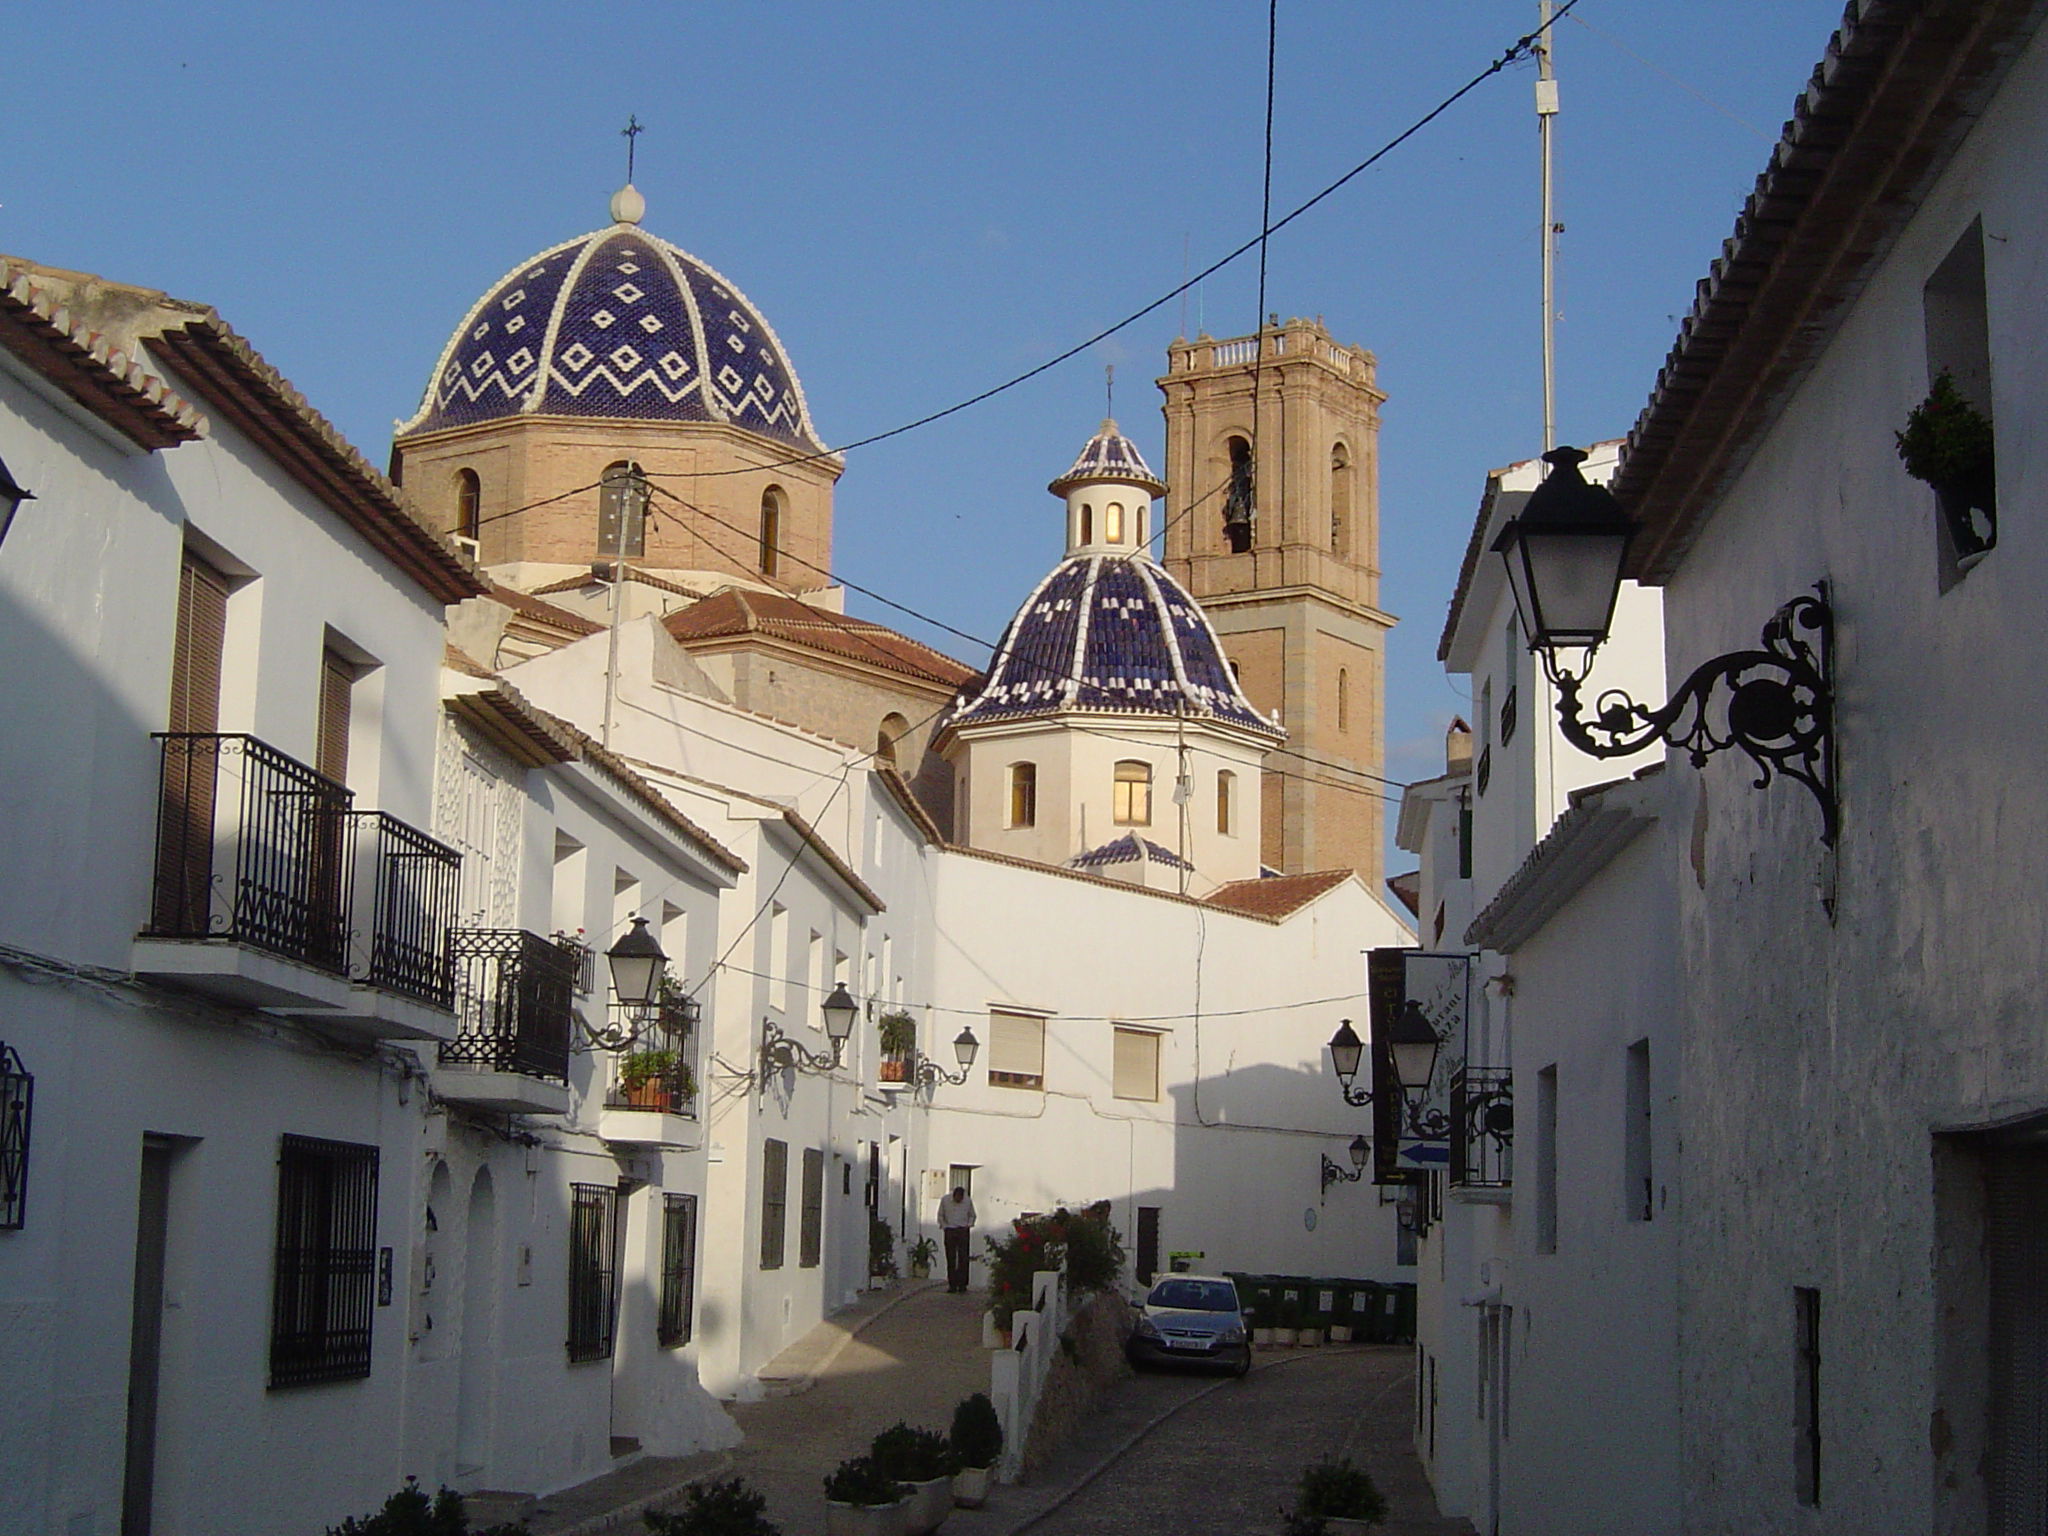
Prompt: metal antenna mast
<box><xmin>1536</xmin><ymin>1</ymin><xmax>1559</xmax><ymax>453</ymax></box>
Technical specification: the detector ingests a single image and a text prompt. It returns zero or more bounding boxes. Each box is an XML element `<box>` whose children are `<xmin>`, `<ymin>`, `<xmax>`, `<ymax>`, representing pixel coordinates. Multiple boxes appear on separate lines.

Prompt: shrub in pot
<box><xmin>869</xmin><ymin>1217</ymin><xmax>898</xmax><ymax>1280</ymax></box>
<box><xmin>871</xmin><ymin>1423</ymin><xmax>958</xmax><ymax>1535</ymax></box>
<box><xmin>1896</xmin><ymin>368</ymin><xmax>1997</xmax><ymax>559</ymax></box>
<box><xmin>823</xmin><ymin>1456</ymin><xmax>907</xmax><ymax>1536</ymax></box>
<box><xmin>877</xmin><ymin>1010</ymin><xmax>916</xmax><ymax>1082</ymax></box>
<box><xmin>1283</xmin><ymin>1455</ymin><xmax>1388</xmax><ymax>1534</ymax></box>
<box><xmin>948</xmin><ymin>1392</ymin><xmax>1003</xmax><ymax>1508</ymax></box>
<box><xmin>644</xmin><ymin>1476</ymin><xmax>780</xmax><ymax>1535</ymax></box>
<box><xmin>326</xmin><ymin>1478</ymin><xmax>530</xmax><ymax>1535</ymax></box>
<box><xmin>908</xmin><ymin>1235</ymin><xmax>937</xmax><ymax>1279</ymax></box>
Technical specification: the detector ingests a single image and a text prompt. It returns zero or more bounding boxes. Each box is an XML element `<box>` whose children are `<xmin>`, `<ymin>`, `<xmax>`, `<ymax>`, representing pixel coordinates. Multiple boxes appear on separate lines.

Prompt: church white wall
<box><xmin>1656</xmin><ymin>30</ymin><xmax>2048</xmax><ymax>1532</ymax></box>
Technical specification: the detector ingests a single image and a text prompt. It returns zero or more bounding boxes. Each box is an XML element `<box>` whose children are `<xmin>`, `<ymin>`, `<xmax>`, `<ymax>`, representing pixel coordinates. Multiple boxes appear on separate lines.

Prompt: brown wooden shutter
<box><xmin>317</xmin><ymin>649</ymin><xmax>352</xmax><ymax>786</ymax></box>
<box><xmin>153</xmin><ymin>553</ymin><xmax>228</xmax><ymax>933</ymax></box>
<box><xmin>168</xmin><ymin>553</ymin><xmax>227</xmax><ymax>735</ymax></box>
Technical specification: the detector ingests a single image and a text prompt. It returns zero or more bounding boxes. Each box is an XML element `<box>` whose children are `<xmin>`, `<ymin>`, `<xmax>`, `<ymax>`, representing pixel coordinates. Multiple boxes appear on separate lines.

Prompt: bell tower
<box><xmin>1158</xmin><ymin>319</ymin><xmax>1393</xmax><ymax>885</ymax></box>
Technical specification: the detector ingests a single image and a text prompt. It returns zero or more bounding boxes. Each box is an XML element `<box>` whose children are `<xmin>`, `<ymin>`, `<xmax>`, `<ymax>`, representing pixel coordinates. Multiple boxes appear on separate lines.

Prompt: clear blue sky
<box><xmin>7</xmin><ymin>1</ymin><xmax>1844</xmax><ymax>845</ymax></box>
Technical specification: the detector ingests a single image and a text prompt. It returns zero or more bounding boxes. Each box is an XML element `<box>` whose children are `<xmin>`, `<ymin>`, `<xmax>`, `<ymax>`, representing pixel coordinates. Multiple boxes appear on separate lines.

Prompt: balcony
<box><xmin>134</xmin><ymin>734</ymin><xmax>460</xmax><ymax>1037</ymax></box>
<box><xmin>598</xmin><ymin>992</ymin><xmax>701</xmax><ymax>1147</ymax></box>
<box><xmin>1450</xmin><ymin>1065</ymin><xmax>1513</xmax><ymax>1198</ymax></box>
<box><xmin>433</xmin><ymin>929</ymin><xmax>576</xmax><ymax>1115</ymax></box>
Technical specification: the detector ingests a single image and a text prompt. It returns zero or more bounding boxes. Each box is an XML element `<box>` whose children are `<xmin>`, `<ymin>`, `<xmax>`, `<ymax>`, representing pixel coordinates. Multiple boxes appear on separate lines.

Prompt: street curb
<box><xmin>997</xmin><ymin>1346</ymin><xmax>1350</xmax><ymax>1535</ymax></box>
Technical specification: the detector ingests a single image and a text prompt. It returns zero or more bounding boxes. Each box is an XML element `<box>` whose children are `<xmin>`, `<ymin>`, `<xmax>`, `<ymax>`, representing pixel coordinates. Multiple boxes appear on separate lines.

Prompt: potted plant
<box><xmin>877</xmin><ymin>1010</ymin><xmax>917</xmax><ymax>1082</ymax></box>
<box><xmin>823</xmin><ymin>1455</ymin><xmax>907</xmax><ymax>1536</ymax></box>
<box><xmin>870</xmin><ymin>1423</ymin><xmax>958</xmax><ymax>1535</ymax></box>
<box><xmin>948</xmin><ymin>1392</ymin><xmax>1003</xmax><ymax>1509</ymax></box>
<box><xmin>325</xmin><ymin>1477</ymin><xmax>532</xmax><ymax>1534</ymax></box>
<box><xmin>908</xmin><ymin>1235</ymin><xmax>937</xmax><ymax>1280</ymax></box>
<box><xmin>1897</xmin><ymin>368</ymin><xmax>1997</xmax><ymax>561</ymax></box>
<box><xmin>869</xmin><ymin>1218</ymin><xmax>899</xmax><ymax>1282</ymax></box>
<box><xmin>644</xmin><ymin>1475</ymin><xmax>780</xmax><ymax>1535</ymax></box>
<box><xmin>619</xmin><ymin>1047</ymin><xmax>678</xmax><ymax>1109</ymax></box>
<box><xmin>1284</xmin><ymin>1455</ymin><xmax>1387</xmax><ymax>1534</ymax></box>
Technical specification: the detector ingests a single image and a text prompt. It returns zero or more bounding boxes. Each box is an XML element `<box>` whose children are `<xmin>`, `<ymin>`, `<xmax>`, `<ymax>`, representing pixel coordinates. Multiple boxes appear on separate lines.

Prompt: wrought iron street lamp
<box><xmin>910</xmin><ymin>1025</ymin><xmax>981</xmax><ymax>1091</ymax></box>
<box><xmin>605</xmin><ymin>917</ymin><xmax>666</xmax><ymax>1008</ymax></box>
<box><xmin>1327</xmin><ymin>1006</ymin><xmax>1448</xmax><ymax>1140</ymax></box>
<box><xmin>1320</xmin><ymin>1134</ymin><xmax>1370</xmax><ymax>1198</ymax></box>
<box><xmin>761</xmin><ymin>982</ymin><xmax>859</xmax><ymax>1081</ymax></box>
<box><xmin>1493</xmin><ymin>446</ymin><xmax>1836</xmax><ymax>845</ymax></box>
<box><xmin>0</xmin><ymin>455</ymin><xmax>35</xmax><ymax>551</ymax></box>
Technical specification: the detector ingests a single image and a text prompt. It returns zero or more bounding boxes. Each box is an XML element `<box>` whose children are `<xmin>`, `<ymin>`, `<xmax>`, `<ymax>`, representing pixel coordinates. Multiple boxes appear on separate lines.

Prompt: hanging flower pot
<box><xmin>1897</xmin><ymin>370</ymin><xmax>1996</xmax><ymax>560</ymax></box>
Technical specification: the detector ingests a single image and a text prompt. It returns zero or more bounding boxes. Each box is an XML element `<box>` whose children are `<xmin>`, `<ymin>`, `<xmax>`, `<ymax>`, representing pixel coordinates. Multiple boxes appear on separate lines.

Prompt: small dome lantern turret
<box><xmin>1050</xmin><ymin>419</ymin><xmax>1168</xmax><ymax>557</ymax></box>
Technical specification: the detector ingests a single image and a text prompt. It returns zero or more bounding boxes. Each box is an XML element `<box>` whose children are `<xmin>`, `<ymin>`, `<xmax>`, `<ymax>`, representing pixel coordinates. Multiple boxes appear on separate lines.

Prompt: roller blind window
<box><xmin>988</xmin><ymin>1010</ymin><xmax>1045</xmax><ymax>1090</ymax></box>
<box><xmin>1113</xmin><ymin>1027</ymin><xmax>1160</xmax><ymax>1102</ymax></box>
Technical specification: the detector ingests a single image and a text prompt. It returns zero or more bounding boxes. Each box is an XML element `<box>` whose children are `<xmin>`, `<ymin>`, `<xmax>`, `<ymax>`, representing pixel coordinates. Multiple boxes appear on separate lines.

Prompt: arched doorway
<box><xmin>455</xmin><ymin>1166</ymin><xmax>497</xmax><ymax>1479</ymax></box>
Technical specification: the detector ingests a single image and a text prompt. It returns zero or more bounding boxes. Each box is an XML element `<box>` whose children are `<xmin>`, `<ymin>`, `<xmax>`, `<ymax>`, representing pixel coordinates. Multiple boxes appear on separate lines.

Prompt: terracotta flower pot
<box><xmin>952</xmin><ymin>1465</ymin><xmax>993</xmax><ymax>1509</ymax></box>
<box><xmin>901</xmin><ymin>1475</ymin><xmax>953</xmax><ymax>1535</ymax></box>
<box><xmin>826</xmin><ymin>1496</ymin><xmax>910</xmax><ymax>1536</ymax></box>
<box><xmin>879</xmin><ymin>1059</ymin><xmax>908</xmax><ymax>1083</ymax></box>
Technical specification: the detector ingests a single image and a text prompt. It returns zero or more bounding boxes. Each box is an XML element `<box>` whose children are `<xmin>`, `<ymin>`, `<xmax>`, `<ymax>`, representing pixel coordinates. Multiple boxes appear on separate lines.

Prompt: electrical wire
<box><xmin>628</xmin><ymin>0</ymin><xmax>1588</xmax><ymax>484</ymax></box>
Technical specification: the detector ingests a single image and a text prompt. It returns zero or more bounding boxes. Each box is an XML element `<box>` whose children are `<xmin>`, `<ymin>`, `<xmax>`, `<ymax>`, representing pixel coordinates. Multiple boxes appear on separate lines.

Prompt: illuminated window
<box><xmin>759</xmin><ymin>487</ymin><xmax>785</xmax><ymax>575</ymax></box>
<box><xmin>1008</xmin><ymin>762</ymin><xmax>1037</xmax><ymax>828</ymax></box>
<box><xmin>1113</xmin><ymin>761</ymin><xmax>1152</xmax><ymax>826</ymax></box>
<box><xmin>1217</xmin><ymin>770</ymin><xmax>1236</xmax><ymax>835</ymax></box>
<box><xmin>1105</xmin><ymin>502</ymin><xmax>1124</xmax><ymax>542</ymax></box>
<box><xmin>455</xmin><ymin>468</ymin><xmax>481</xmax><ymax>540</ymax></box>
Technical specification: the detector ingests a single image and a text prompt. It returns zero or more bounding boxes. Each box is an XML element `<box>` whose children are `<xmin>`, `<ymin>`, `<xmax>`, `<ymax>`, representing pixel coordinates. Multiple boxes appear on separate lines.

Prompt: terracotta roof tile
<box><xmin>1203</xmin><ymin>869</ymin><xmax>1353</xmax><ymax>920</ymax></box>
<box><xmin>487</xmin><ymin>579</ymin><xmax>604</xmax><ymax>635</ymax></box>
<box><xmin>665</xmin><ymin>587</ymin><xmax>975</xmax><ymax>688</ymax></box>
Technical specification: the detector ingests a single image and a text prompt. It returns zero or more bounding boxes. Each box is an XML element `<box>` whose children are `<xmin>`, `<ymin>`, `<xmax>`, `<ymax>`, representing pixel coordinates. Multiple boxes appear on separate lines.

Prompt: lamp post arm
<box><xmin>910</xmin><ymin>1052</ymin><xmax>971</xmax><ymax>1092</ymax></box>
<box><xmin>1545</xmin><ymin>588</ymin><xmax>1836</xmax><ymax>845</ymax></box>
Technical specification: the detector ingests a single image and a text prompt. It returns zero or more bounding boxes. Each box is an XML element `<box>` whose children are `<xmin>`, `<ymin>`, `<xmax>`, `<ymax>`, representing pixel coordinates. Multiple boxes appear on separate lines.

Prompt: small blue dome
<box><xmin>401</xmin><ymin>197</ymin><xmax>821</xmax><ymax>450</ymax></box>
<box><xmin>943</xmin><ymin>553</ymin><xmax>1281</xmax><ymax>738</ymax></box>
<box><xmin>1049</xmin><ymin>419</ymin><xmax>1166</xmax><ymax>497</ymax></box>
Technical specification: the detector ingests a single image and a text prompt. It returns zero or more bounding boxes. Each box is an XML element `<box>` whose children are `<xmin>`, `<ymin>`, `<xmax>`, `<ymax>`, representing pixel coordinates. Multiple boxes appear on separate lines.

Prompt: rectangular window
<box><xmin>988</xmin><ymin>1009</ymin><xmax>1046</xmax><ymax>1090</ymax></box>
<box><xmin>760</xmin><ymin>1139</ymin><xmax>788</xmax><ymax>1269</ymax></box>
<box><xmin>807</xmin><ymin>931</ymin><xmax>824</xmax><ymax>1014</ymax></box>
<box><xmin>948</xmin><ymin>1164</ymin><xmax>976</xmax><ymax>1199</ymax></box>
<box><xmin>1135</xmin><ymin>1206</ymin><xmax>1160</xmax><ymax>1285</ymax></box>
<box><xmin>1009</xmin><ymin>763</ymin><xmax>1037</xmax><ymax>828</ymax></box>
<box><xmin>1923</xmin><ymin>218</ymin><xmax>1995</xmax><ymax>583</ymax></box>
<box><xmin>1625</xmin><ymin>1038</ymin><xmax>1653</xmax><ymax>1222</ymax></box>
<box><xmin>567</xmin><ymin>1182</ymin><xmax>623</xmax><ymax>1363</ymax></box>
<box><xmin>658</xmin><ymin>1193</ymin><xmax>697</xmax><ymax>1347</ymax></box>
<box><xmin>768</xmin><ymin>904</ymin><xmax>789</xmax><ymax>1011</ymax></box>
<box><xmin>1456</xmin><ymin>793</ymin><xmax>1472</xmax><ymax>881</ymax></box>
<box><xmin>269</xmin><ymin>1134</ymin><xmax>379</xmax><ymax>1388</ymax></box>
<box><xmin>1113</xmin><ymin>761</ymin><xmax>1152</xmax><ymax>826</ymax></box>
<box><xmin>799</xmin><ymin>1147</ymin><xmax>824</xmax><ymax>1268</ymax></box>
<box><xmin>1216</xmin><ymin>771</ymin><xmax>1235</xmax><ymax>835</ymax></box>
<box><xmin>1794</xmin><ymin>1287</ymin><xmax>1821</xmax><ymax>1505</ymax></box>
<box><xmin>1112</xmin><ymin>1026</ymin><xmax>1161</xmax><ymax>1102</ymax></box>
<box><xmin>1535</xmin><ymin>1065</ymin><xmax>1558</xmax><ymax>1254</ymax></box>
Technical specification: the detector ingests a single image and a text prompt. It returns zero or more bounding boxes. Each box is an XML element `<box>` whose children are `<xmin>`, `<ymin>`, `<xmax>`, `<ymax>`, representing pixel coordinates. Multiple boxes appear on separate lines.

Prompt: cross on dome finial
<box><xmin>621</xmin><ymin>115</ymin><xmax>644</xmax><ymax>180</ymax></box>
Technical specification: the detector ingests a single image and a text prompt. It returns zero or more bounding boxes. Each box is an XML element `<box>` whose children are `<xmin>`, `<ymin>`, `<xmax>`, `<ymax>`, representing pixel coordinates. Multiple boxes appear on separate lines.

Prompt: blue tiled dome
<box><xmin>1049</xmin><ymin>419</ymin><xmax>1167</xmax><ymax>496</ymax></box>
<box><xmin>943</xmin><ymin>553</ymin><xmax>1282</xmax><ymax>738</ymax></box>
<box><xmin>400</xmin><ymin>193</ymin><xmax>821</xmax><ymax>450</ymax></box>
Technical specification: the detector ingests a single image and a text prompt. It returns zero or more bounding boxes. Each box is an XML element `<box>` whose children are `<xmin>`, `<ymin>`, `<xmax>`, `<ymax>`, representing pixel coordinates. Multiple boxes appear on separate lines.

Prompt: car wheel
<box><xmin>1231</xmin><ymin>1349</ymin><xmax>1251</xmax><ymax>1378</ymax></box>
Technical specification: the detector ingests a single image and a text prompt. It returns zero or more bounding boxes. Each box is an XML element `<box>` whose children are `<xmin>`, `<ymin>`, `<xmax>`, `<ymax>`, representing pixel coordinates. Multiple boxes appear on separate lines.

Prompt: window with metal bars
<box><xmin>0</xmin><ymin>1041</ymin><xmax>31</xmax><ymax>1230</ymax></box>
<box><xmin>799</xmin><ymin>1148</ymin><xmax>824</xmax><ymax>1268</ymax></box>
<box><xmin>269</xmin><ymin>1135</ymin><xmax>378</xmax><ymax>1388</ymax></box>
<box><xmin>760</xmin><ymin>1140</ymin><xmax>788</xmax><ymax>1270</ymax></box>
<box><xmin>658</xmin><ymin>1193</ymin><xmax>697</xmax><ymax>1348</ymax></box>
<box><xmin>568</xmin><ymin>1183</ymin><xmax>623</xmax><ymax>1362</ymax></box>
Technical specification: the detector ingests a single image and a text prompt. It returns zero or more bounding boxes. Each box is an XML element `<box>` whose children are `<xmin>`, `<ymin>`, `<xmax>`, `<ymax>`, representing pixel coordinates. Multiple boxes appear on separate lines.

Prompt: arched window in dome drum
<box><xmin>455</xmin><ymin>468</ymin><xmax>482</xmax><ymax>541</ymax></box>
<box><xmin>759</xmin><ymin>488</ymin><xmax>785</xmax><ymax>576</ymax></box>
<box><xmin>1331</xmin><ymin>443</ymin><xmax>1352</xmax><ymax>556</ymax></box>
<box><xmin>598</xmin><ymin>462</ymin><xmax>647</xmax><ymax>558</ymax></box>
<box><xmin>1217</xmin><ymin>770</ymin><xmax>1236</xmax><ymax>836</ymax></box>
<box><xmin>1223</xmin><ymin>436</ymin><xmax>1254</xmax><ymax>553</ymax></box>
<box><xmin>876</xmin><ymin>713</ymin><xmax>909</xmax><ymax>764</ymax></box>
<box><xmin>1008</xmin><ymin>763</ymin><xmax>1037</xmax><ymax>829</ymax></box>
<box><xmin>1104</xmin><ymin>503</ymin><xmax>1125</xmax><ymax>543</ymax></box>
<box><xmin>1113</xmin><ymin>760</ymin><xmax>1152</xmax><ymax>827</ymax></box>
<box><xmin>1137</xmin><ymin>503</ymin><xmax>1150</xmax><ymax>548</ymax></box>
<box><xmin>1079</xmin><ymin>504</ymin><xmax>1093</xmax><ymax>545</ymax></box>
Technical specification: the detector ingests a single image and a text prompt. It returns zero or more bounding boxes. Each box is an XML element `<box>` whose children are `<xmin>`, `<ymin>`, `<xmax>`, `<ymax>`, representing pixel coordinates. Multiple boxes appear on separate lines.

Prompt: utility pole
<box><xmin>1536</xmin><ymin>0</ymin><xmax>1560</xmax><ymax>454</ymax></box>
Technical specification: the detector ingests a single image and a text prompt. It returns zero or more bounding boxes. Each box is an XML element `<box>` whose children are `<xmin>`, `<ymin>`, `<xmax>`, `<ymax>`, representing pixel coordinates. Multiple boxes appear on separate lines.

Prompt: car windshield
<box><xmin>1148</xmin><ymin>1280</ymin><xmax>1237</xmax><ymax>1312</ymax></box>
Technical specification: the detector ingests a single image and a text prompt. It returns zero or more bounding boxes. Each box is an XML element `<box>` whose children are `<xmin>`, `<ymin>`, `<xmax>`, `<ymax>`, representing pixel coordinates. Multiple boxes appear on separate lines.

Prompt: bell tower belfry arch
<box><xmin>1158</xmin><ymin>319</ymin><xmax>1394</xmax><ymax>885</ymax></box>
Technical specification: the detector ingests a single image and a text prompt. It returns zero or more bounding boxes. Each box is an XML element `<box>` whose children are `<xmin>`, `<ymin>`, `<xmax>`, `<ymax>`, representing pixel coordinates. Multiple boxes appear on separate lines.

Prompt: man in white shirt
<box><xmin>938</xmin><ymin>1185</ymin><xmax>976</xmax><ymax>1293</ymax></box>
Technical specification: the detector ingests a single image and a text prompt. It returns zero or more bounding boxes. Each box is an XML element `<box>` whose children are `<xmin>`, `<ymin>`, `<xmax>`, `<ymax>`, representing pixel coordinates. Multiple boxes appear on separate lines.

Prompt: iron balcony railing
<box><xmin>1450</xmin><ymin>1065</ymin><xmax>1514</xmax><ymax>1190</ymax></box>
<box><xmin>149</xmin><ymin>733</ymin><xmax>354</xmax><ymax>974</ymax></box>
<box><xmin>146</xmin><ymin>735</ymin><xmax>462</xmax><ymax>1004</ymax></box>
<box><xmin>444</xmin><ymin>929</ymin><xmax>576</xmax><ymax>1082</ymax></box>
<box><xmin>603</xmin><ymin>992</ymin><xmax>700</xmax><ymax>1116</ymax></box>
<box><xmin>347</xmin><ymin>810</ymin><xmax>461</xmax><ymax>1008</ymax></box>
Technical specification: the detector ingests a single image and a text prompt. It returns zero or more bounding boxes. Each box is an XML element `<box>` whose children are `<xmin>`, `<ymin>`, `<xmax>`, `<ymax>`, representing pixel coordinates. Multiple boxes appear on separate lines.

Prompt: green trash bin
<box><xmin>1384</xmin><ymin>1281</ymin><xmax>1417</xmax><ymax>1344</ymax></box>
<box><xmin>1351</xmin><ymin>1279</ymin><xmax>1384</xmax><ymax>1341</ymax></box>
<box><xmin>1229</xmin><ymin>1273</ymin><xmax>1273</xmax><ymax>1329</ymax></box>
<box><xmin>1308</xmin><ymin>1279</ymin><xmax>1343</xmax><ymax>1337</ymax></box>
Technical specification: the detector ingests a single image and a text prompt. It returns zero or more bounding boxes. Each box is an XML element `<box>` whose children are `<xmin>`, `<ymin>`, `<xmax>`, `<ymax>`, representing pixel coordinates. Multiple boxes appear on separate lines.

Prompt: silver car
<box><xmin>1125</xmin><ymin>1274</ymin><xmax>1252</xmax><ymax>1376</ymax></box>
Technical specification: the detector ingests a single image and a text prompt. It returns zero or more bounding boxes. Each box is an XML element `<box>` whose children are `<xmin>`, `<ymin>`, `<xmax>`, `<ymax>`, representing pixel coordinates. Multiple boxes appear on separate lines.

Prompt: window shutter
<box><xmin>988</xmin><ymin>1010</ymin><xmax>1045</xmax><ymax>1088</ymax></box>
<box><xmin>760</xmin><ymin>1140</ymin><xmax>788</xmax><ymax>1269</ymax></box>
<box><xmin>1113</xmin><ymin>1027</ymin><xmax>1160</xmax><ymax>1101</ymax></box>
<box><xmin>799</xmin><ymin>1148</ymin><xmax>824</xmax><ymax>1268</ymax></box>
<box><xmin>169</xmin><ymin>553</ymin><xmax>227</xmax><ymax>735</ymax></box>
<box><xmin>318</xmin><ymin>649</ymin><xmax>352</xmax><ymax>786</ymax></box>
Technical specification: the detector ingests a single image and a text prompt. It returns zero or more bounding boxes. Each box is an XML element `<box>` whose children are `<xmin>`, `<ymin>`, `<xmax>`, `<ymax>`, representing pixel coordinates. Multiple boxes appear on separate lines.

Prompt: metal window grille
<box><xmin>567</xmin><ymin>1183</ymin><xmax>623</xmax><ymax>1363</ymax></box>
<box><xmin>760</xmin><ymin>1140</ymin><xmax>788</xmax><ymax>1270</ymax></box>
<box><xmin>444</xmin><ymin>929</ymin><xmax>576</xmax><ymax>1081</ymax></box>
<box><xmin>1475</xmin><ymin>743</ymin><xmax>1493</xmax><ymax>797</ymax></box>
<box><xmin>269</xmin><ymin>1134</ymin><xmax>379</xmax><ymax>1388</ymax></box>
<box><xmin>658</xmin><ymin>1193</ymin><xmax>697</xmax><ymax>1347</ymax></box>
<box><xmin>0</xmin><ymin>1041</ymin><xmax>31</xmax><ymax>1230</ymax></box>
<box><xmin>1449</xmin><ymin>1067</ymin><xmax>1513</xmax><ymax>1191</ymax></box>
<box><xmin>799</xmin><ymin>1148</ymin><xmax>824</xmax><ymax>1268</ymax></box>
